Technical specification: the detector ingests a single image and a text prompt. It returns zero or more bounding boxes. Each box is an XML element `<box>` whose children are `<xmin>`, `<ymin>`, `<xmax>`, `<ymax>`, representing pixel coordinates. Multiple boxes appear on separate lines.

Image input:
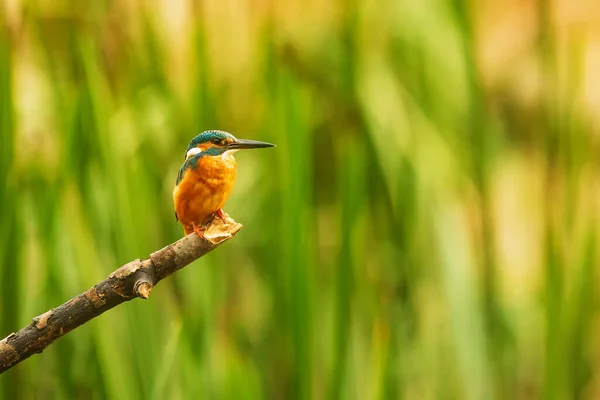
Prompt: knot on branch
<box><xmin>132</xmin><ymin>268</ymin><xmax>155</xmax><ymax>299</ymax></box>
<box><xmin>108</xmin><ymin>259</ymin><xmax>156</xmax><ymax>299</ymax></box>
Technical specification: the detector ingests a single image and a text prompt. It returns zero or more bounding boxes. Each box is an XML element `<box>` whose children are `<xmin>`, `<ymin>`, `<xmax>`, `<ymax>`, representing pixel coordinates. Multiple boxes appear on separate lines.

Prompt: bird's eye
<box><xmin>212</xmin><ymin>138</ymin><xmax>220</xmax><ymax>145</ymax></box>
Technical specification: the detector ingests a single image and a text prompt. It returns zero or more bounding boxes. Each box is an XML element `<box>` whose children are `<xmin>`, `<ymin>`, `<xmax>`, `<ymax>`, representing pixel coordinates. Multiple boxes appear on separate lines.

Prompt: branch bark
<box><xmin>0</xmin><ymin>213</ymin><xmax>242</xmax><ymax>374</ymax></box>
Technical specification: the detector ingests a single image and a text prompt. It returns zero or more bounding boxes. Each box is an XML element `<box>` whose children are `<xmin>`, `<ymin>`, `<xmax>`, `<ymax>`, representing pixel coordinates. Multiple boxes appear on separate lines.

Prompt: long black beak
<box><xmin>227</xmin><ymin>138</ymin><xmax>276</xmax><ymax>150</ymax></box>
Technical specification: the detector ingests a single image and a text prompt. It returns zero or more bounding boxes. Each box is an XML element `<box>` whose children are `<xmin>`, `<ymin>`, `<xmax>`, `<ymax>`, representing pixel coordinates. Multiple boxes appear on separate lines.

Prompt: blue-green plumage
<box><xmin>186</xmin><ymin>130</ymin><xmax>236</xmax><ymax>152</ymax></box>
<box><xmin>176</xmin><ymin>155</ymin><xmax>201</xmax><ymax>186</ymax></box>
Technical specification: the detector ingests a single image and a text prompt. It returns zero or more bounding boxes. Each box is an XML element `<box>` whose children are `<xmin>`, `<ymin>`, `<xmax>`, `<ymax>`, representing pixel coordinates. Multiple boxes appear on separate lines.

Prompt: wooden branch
<box><xmin>0</xmin><ymin>214</ymin><xmax>242</xmax><ymax>374</ymax></box>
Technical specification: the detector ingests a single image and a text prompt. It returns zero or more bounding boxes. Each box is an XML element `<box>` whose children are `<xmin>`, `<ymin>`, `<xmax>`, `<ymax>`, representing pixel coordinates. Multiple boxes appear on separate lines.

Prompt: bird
<box><xmin>173</xmin><ymin>130</ymin><xmax>275</xmax><ymax>236</ymax></box>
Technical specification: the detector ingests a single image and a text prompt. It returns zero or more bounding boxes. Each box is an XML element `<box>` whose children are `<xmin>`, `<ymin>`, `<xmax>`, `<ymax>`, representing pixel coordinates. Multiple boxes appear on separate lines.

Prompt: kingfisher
<box><xmin>173</xmin><ymin>130</ymin><xmax>275</xmax><ymax>236</ymax></box>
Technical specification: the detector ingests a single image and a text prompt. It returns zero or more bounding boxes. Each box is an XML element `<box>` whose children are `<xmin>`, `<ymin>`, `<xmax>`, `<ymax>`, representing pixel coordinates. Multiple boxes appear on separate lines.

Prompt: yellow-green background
<box><xmin>1</xmin><ymin>0</ymin><xmax>599</xmax><ymax>398</ymax></box>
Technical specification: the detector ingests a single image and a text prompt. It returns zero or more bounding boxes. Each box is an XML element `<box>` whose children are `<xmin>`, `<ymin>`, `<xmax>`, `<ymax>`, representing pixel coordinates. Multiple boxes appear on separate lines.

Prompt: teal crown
<box><xmin>186</xmin><ymin>130</ymin><xmax>236</xmax><ymax>153</ymax></box>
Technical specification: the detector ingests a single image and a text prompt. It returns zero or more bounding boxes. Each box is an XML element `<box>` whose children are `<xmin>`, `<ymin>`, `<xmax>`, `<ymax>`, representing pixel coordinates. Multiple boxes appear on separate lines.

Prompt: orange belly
<box><xmin>173</xmin><ymin>153</ymin><xmax>237</xmax><ymax>235</ymax></box>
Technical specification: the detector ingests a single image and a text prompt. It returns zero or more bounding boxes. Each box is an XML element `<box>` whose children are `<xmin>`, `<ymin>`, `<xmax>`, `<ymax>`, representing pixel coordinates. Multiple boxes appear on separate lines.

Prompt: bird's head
<box><xmin>185</xmin><ymin>130</ymin><xmax>275</xmax><ymax>161</ymax></box>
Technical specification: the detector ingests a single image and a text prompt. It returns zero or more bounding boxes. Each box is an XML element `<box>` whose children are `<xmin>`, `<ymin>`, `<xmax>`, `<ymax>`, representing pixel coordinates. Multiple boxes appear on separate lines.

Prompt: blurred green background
<box><xmin>1</xmin><ymin>0</ymin><xmax>599</xmax><ymax>398</ymax></box>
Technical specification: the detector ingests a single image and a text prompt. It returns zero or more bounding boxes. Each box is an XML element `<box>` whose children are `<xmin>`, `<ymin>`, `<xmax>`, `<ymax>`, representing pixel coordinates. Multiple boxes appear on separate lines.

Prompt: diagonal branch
<box><xmin>0</xmin><ymin>213</ymin><xmax>242</xmax><ymax>374</ymax></box>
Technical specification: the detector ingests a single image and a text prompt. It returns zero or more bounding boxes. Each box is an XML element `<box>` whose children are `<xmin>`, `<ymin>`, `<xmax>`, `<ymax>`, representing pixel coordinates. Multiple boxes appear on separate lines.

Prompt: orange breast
<box><xmin>173</xmin><ymin>153</ymin><xmax>237</xmax><ymax>234</ymax></box>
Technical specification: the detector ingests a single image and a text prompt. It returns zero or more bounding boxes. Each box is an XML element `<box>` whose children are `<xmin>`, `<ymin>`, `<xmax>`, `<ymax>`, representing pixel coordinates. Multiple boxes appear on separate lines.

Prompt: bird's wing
<box><xmin>174</xmin><ymin>153</ymin><xmax>203</xmax><ymax>222</ymax></box>
<box><xmin>176</xmin><ymin>161</ymin><xmax>187</xmax><ymax>186</ymax></box>
<box><xmin>176</xmin><ymin>152</ymin><xmax>204</xmax><ymax>185</ymax></box>
<box><xmin>174</xmin><ymin>160</ymin><xmax>188</xmax><ymax>222</ymax></box>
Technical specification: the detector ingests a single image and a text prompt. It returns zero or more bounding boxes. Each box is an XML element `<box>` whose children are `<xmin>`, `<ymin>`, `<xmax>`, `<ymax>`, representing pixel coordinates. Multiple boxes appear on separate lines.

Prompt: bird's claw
<box><xmin>192</xmin><ymin>222</ymin><xmax>205</xmax><ymax>238</ymax></box>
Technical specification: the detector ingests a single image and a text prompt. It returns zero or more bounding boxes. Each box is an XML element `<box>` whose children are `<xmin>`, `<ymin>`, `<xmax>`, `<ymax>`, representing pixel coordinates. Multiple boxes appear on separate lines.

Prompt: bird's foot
<box><xmin>192</xmin><ymin>222</ymin><xmax>205</xmax><ymax>239</ymax></box>
<box><xmin>216</xmin><ymin>208</ymin><xmax>226</xmax><ymax>221</ymax></box>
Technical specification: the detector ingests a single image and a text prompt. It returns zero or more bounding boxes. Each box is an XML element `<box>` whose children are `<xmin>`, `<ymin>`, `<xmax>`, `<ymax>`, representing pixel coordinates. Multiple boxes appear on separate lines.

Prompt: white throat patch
<box><xmin>222</xmin><ymin>149</ymin><xmax>239</xmax><ymax>159</ymax></box>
